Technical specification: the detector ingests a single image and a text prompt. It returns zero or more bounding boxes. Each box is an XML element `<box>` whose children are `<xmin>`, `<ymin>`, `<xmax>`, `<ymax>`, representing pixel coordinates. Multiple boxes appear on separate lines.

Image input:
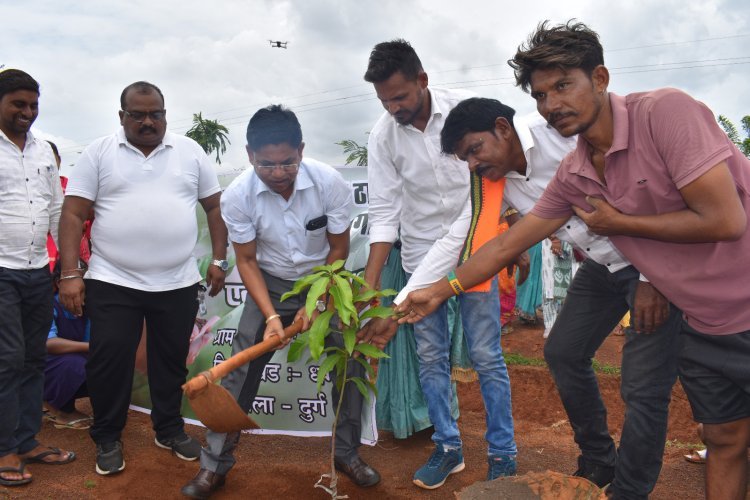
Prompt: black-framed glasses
<box><xmin>123</xmin><ymin>109</ymin><xmax>166</xmax><ymax>123</ymax></box>
<box><xmin>255</xmin><ymin>163</ymin><xmax>299</xmax><ymax>173</ymax></box>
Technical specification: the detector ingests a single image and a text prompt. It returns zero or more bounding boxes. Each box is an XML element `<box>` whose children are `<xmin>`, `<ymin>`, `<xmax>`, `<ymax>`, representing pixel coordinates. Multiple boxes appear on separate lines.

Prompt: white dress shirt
<box><xmin>221</xmin><ymin>158</ymin><xmax>352</xmax><ymax>281</ymax></box>
<box><xmin>66</xmin><ymin>129</ymin><xmax>220</xmax><ymax>291</ymax></box>
<box><xmin>394</xmin><ymin>112</ymin><xmax>632</xmax><ymax>303</ymax></box>
<box><xmin>0</xmin><ymin>129</ymin><xmax>63</xmax><ymax>270</ymax></box>
<box><xmin>367</xmin><ymin>87</ymin><xmax>474</xmax><ymax>273</ymax></box>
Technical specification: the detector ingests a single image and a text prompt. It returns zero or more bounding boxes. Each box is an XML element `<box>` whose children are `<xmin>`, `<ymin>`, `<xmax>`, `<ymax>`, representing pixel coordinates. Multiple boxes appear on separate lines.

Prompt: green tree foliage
<box><xmin>186</xmin><ymin>112</ymin><xmax>231</xmax><ymax>164</ymax></box>
<box><xmin>281</xmin><ymin>260</ymin><xmax>395</xmax><ymax>498</ymax></box>
<box><xmin>335</xmin><ymin>139</ymin><xmax>368</xmax><ymax>166</ymax></box>
<box><xmin>718</xmin><ymin>115</ymin><xmax>750</xmax><ymax>158</ymax></box>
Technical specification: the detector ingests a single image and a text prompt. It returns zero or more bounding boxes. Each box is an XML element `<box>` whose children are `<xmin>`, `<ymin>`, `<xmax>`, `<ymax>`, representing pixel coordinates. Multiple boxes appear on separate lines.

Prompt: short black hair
<box><xmin>364</xmin><ymin>39</ymin><xmax>424</xmax><ymax>83</ymax></box>
<box><xmin>246</xmin><ymin>104</ymin><xmax>303</xmax><ymax>151</ymax></box>
<box><xmin>441</xmin><ymin>97</ymin><xmax>516</xmax><ymax>154</ymax></box>
<box><xmin>120</xmin><ymin>81</ymin><xmax>165</xmax><ymax>109</ymax></box>
<box><xmin>0</xmin><ymin>69</ymin><xmax>40</xmax><ymax>101</ymax></box>
<box><xmin>509</xmin><ymin>20</ymin><xmax>604</xmax><ymax>93</ymax></box>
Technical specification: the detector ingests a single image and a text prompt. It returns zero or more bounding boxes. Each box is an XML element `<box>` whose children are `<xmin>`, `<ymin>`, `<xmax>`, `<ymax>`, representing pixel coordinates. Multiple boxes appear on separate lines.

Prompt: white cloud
<box><xmin>4</xmin><ymin>0</ymin><xmax>749</xmax><ymax>170</ymax></box>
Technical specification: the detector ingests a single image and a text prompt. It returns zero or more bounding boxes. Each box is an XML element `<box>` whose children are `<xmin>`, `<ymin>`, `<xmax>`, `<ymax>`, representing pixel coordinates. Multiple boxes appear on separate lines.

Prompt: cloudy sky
<box><xmin>3</xmin><ymin>0</ymin><xmax>748</xmax><ymax>174</ymax></box>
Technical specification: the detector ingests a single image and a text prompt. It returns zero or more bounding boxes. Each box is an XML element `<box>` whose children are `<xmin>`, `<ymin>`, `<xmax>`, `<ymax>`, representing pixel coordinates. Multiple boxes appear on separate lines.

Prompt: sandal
<box><xmin>0</xmin><ymin>462</ymin><xmax>32</xmax><ymax>486</ymax></box>
<box><xmin>54</xmin><ymin>417</ymin><xmax>93</xmax><ymax>430</ymax></box>
<box><xmin>22</xmin><ymin>447</ymin><xmax>76</xmax><ymax>465</ymax></box>
<box><xmin>684</xmin><ymin>448</ymin><xmax>707</xmax><ymax>464</ymax></box>
<box><xmin>43</xmin><ymin>409</ymin><xmax>92</xmax><ymax>430</ymax></box>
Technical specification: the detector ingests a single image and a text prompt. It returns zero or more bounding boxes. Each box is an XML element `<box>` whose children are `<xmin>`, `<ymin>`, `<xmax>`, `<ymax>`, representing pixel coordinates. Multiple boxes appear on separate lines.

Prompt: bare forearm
<box><xmin>236</xmin><ymin>258</ymin><xmax>276</xmax><ymax>318</ymax></box>
<box><xmin>206</xmin><ymin>207</ymin><xmax>228</xmax><ymax>259</ymax></box>
<box><xmin>47</xmin><ymin>338</ymin><xmax>89</xmax><ymax>355</ymax></box>
<box><xmin>363</xmin><ymin>242</ymin><xmax>393</xmax><ymax>288</ymax></box>
<box><xmin>612</xmin><ymin>209</ymin><xmax>746</xmax><ymax>242</ymax></box>
<box><xmin>59</xmin><ymin>212</ymin><xmax>86</xmax><ymax>269</ymax></box>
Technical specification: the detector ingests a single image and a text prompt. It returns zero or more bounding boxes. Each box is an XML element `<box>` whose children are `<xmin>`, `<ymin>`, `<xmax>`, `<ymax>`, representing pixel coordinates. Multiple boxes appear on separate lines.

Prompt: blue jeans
<box><xmin>544</xmin><ymin>260</ymin><xmax>681</xmax><ymax>500</ymax></box>
<box><xmin>0</xmin><ymin>266</ymin><xmax>52</xmax><ymax>457</ymax></box>
<box><xmin>412</xmin><ymin>277</ymin><xmax>516</xmax><ymax>456</ymax></box>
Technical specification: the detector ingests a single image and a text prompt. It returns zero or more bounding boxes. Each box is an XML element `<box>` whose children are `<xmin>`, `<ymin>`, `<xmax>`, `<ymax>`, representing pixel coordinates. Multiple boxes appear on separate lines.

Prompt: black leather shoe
<box><xmin>572</xmin><ymin>455</ymin><xmax>615</xmax><ymax>488</ymax></box>
<box><xmin>181</xmin><ymin>468</ymin><xmax>226</xmax><ymax>499</ymax></box>
<box><xmin>334</xmin><ymin>455</ymin><xmax>381</xmax><ymax>487</ymax></box>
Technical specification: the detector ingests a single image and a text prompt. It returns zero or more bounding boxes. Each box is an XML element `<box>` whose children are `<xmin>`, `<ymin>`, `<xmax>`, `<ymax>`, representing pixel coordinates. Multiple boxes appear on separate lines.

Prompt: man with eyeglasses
<box><xmin>58</xmin><ymin>81</ymin><xmax>229</xmax><ymax>476</ymax></box>
<box><xmin>181</xmin><ymin>104</ymin><xmax>379</xmax><ymax>498</ymax></box>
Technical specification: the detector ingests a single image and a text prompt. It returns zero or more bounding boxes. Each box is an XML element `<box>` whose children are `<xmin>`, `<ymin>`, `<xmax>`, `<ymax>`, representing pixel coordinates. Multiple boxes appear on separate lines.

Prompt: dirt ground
<box><xmin>4</xmin><ymin>322</ymin><xmax>713</xmax><ymax>499</ymax></box>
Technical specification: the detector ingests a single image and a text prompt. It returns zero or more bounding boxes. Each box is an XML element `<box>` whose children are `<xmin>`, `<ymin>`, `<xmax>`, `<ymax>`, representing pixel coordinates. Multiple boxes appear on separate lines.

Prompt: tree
<box><xmin>282</xmin><ymin>260</ymin><xmax>395</xmax><ymax>498</ymax></box>
<box><xmin>335</xmin><ymin>139</ymin><xmax>368</xmax><ymax>166</ymax></box>
<box><xmin>718</xmin><ymin>115</ymin><xmax>750</xmax><ymax>158</ymax></box>
<box><xmin>186</xmin><ymin>112</ymin><xmax>231</xmax><ymax>164</ymax></box>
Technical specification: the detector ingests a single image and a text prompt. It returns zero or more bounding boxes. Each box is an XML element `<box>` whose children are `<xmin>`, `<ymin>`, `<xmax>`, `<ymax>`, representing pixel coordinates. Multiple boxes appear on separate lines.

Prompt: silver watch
<box><xmin>211</xmin><ymin>259</ymin><xmax>229</xmax><ymax>271</ymax></box>
<box><xmin>315</xmin><ymin>300</ymin><xmax>327</xmax><ymax>312</ymax></box>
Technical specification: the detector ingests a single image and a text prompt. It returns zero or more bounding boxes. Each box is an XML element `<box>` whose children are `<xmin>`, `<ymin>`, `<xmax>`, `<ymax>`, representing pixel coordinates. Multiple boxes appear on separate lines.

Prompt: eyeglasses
<box><xmin>255</xmin><ymin>163</ymin><xmax>299</xmax><ymax>173</ymax></box>
<box><xmin>123</xmin><ymin>110</ymin><xmax>166</xmax><ymax>122</ymax></box>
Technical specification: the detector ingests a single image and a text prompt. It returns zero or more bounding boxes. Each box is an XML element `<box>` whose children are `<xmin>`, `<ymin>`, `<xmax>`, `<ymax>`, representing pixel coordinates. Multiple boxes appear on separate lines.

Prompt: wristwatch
<box><xmin>316</xmin><ymin>300</ymin><xmax>327</xmax><ymax>313</ymax></box>
<box><xmin>211</xmin><ymin>259</ymin><xmax>229</xmax><ymax>272</ymax></box>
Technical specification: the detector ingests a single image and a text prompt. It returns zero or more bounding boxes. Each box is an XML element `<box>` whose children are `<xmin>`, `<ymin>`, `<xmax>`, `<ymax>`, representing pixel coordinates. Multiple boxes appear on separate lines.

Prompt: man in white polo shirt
<box><xmin>58</xmin><ymin>81</ymin><xmax>228</xmax><ymax>476</ymax></box>
<box><xmin>181</xmin><ymin>105</ymin><xmax>379</xmax><ymax>499</ymax></box>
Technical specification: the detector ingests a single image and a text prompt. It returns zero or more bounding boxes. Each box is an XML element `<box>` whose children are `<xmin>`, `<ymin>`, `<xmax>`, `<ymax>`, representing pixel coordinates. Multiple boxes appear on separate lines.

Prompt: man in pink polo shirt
<box><xmin>396</xmin><ymin>20</ymin><xmax>750</xmax><ymax>500</ymax></box>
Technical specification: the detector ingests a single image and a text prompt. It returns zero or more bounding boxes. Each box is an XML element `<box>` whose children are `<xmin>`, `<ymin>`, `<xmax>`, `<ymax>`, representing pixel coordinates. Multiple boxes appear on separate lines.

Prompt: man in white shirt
<box><xmin>58</xmin><ymin>81</ymin><xmax>228</xmax><ymax>476</ymax></box>
<box><xmin>399</xmin><ymin>97</ymin><xmax>683</xmax><ymax>499</ymax></box>
<box><xmin>0</xmin><ymin>68</ymin><xmax>75</xmax><ymax>487</ymax></box>
<box><xmin>181</xmin><ymin>105</ymin><xmax>379</xmax><ymax>499</ymax></box>
<box><xmin>361</xmin><ymin>40</ymin><xmax>517</xmax><ymax>489</ymax></box>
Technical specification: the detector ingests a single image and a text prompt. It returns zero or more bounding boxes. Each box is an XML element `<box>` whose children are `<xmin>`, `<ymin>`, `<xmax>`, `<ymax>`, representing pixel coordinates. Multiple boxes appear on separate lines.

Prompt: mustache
<box><xmin>547</xmin><ymin>111</ymin><xmax>575</xmax><ymax>125</ymax></box>
<box><xmin>138</xmin><ymin>125</ymin><xmax>157</xmax><ymax>133</ymax></box>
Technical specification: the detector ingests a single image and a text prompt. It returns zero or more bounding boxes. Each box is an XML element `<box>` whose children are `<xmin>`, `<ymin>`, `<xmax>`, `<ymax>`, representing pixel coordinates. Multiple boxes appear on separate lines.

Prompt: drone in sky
<box><xmin>269</xmin><ymin>40</ymin><xmax>288</xmax><ymax>49</ymax></box>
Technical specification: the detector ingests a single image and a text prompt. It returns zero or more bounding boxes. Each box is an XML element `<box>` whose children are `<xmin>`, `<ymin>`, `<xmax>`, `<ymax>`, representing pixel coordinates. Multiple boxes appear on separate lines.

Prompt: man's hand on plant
<box><xmin>394</xmin><ymin>288</ymin><xmax>442</xmax><ymax>324</ymax></box>
<box><xmin>264</xmin><ymin>316</ymin><xmax>290</xmax><ymax>350</ymax></box>
<box><xmin>293</xmin><ymin>306</ymin><xmax>313</xmax><ymax>332</ymax></box>
<box><xmin>356</xmin><ymin>316</ymin><xmax>398</xmax><ymax>351</ymax></box>
<box><xmin>632</xmin><ymin>281</ymin><xmax>669</xmax><ymax>334</ymax></box>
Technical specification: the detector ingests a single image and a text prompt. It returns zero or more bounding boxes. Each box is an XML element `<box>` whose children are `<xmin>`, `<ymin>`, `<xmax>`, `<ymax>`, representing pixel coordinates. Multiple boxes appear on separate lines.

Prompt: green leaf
<box><xmin>286</xmin><ymin>333</ymin><xmax>309</xmax><ymax>363</ymax></box>
<box><xmin>280</xmin><ymin>272</ymin><xmax>325</xmax><ymax>302</ymax></box>
<box><xmin>328</xmin><ymin>286</ymin><xmax>352</xmax><ymax>326</ymax></box>
<box><xmin>354</xmin><ymin>343</ymin><xmax>390</xmax><ymax>359</ymax></box>
<box><xmin>379</xmin><ymin>288</ymin><xmax>398</xmax><ymax>297</ymax></box>
<box><xmin>329</xmin><ymin>260</ymin><xmax>345</xmax><ymax>272</ymax></box>
<box><xmin>332</xmin><ymin>274</ymin><xmax>356</xmax><ymax>317</ymax></box>
<box><xmin>353</xmin><ymin>288</ymin><xmax>379</xmax><ymax>304</ymax></box>
<box><xmin>343</xmin><ymin>328</ymin><xmax>357</xmax><ymax>355</ymax></box>
<box><xmin>359</xmin><ymin>306</ymin><xmax>395</xmax><ymax>321</ymax></box>
<box><xmin>308</xmin><ymin>310</ymin><xmax>334</xmax><ymax>360</ymax></box>
<box><xmin>349</xmin><ymin>376</ymin><xmax>372</xmax><ymax>402</ymax></box>
<box><xmin>339</xmin><ymin>270</ymin><xmax>369</xmax><ymax>288</ymax></box>
<box><xmin>353</xmin><ymin>356</ymin><xmax>375</xmax><ymax>379</ymax></box>
<box><xmin>304</xmin><ymin>277</ymin><xmax>330</xmax><ymax>318</ymax></box>
<box><xmin>316</xmin><ymin>353</ymin><xmax>340</xmax><ymax>394</ymax></box>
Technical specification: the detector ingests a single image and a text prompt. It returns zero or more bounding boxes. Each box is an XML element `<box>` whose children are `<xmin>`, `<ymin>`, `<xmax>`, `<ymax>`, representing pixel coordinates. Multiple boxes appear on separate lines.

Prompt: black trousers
<box><xmin>85</xmin><ymin>279</ymin><xmax>199</xmax><ymax>444</ymax></box>
<box><xmin>0</xmin><ymin>266</ymin><xmax>52</xmax><ymax>457</ymax></box>
<box><xmin>544</xmin><ymin>260</ymin><xmax>682</xmax><ymax>500</ymax></box>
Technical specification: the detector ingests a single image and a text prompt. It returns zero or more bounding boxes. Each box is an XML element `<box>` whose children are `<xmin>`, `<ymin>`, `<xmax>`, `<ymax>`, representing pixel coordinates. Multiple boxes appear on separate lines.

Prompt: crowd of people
<box><xmin>1</xmin><ymin>18</ymin><xmax>748</xmax><ymax>500</ymax></box>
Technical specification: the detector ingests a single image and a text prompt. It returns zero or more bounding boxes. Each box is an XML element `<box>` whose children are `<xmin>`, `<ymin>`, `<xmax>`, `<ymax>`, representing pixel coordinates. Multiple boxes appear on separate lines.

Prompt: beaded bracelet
<box><xmin>446</xmin><ymin>270</ymin><xmax>465</xmax><ymax>296</ymax></box>
<box><xmin>265</xmin><ymin>314</ymin><xmax>281</xmax><ymax>324</ymax></box>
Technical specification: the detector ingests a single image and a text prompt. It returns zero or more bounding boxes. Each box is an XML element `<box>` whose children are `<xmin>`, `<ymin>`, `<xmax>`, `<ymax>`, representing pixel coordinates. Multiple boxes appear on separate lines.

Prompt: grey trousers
<box><xmin>200</xmin><ymin>271</ymin><xmax>364</xmax><ymax>475</ymax></box>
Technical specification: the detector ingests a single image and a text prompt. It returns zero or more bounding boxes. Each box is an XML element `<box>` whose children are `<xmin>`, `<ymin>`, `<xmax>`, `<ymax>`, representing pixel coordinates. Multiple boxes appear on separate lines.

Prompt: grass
<box><xmin>503</xmin><ymin>352</ymin><xmax>621</xmax><ymax>375</ymax></box>
<box><xmin>84</xmin><ymin>479</ymin><xmax>97</xmax><ymax>489</ymax></box>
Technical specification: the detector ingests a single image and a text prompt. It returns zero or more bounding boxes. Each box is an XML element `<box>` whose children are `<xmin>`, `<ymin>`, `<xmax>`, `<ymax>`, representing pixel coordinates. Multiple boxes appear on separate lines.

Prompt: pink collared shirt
<box><xmin>532</xmin><ymin>89</ymin><xmax>750</xmax><ymax>335</ymax></box>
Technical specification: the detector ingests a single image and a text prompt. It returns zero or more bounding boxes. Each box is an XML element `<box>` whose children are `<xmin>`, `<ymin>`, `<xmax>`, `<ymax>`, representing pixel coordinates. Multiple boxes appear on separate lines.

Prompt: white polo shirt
<box><xmin>394</xmin><ymin>112</ymin><xmax>631</xmax><ymax>303</ymax></box>
<box><xmin>220</xmin><ymin>158</ymin><xmax>352</xmax><ymax>281</ymax></box>
<box><xmin>0</xmin><ymin>129</ymin><xmax>63</xmax><ymax>270</ymax></box>
<box><xmin>367</xmin><ymin>87</ymin><xmax>474</xmax><ymax>273</ymax></box>
<box><xmin>66</xmin><ymin>129</ymin><xmax>220</xmax><ymax>291</ymax></box>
